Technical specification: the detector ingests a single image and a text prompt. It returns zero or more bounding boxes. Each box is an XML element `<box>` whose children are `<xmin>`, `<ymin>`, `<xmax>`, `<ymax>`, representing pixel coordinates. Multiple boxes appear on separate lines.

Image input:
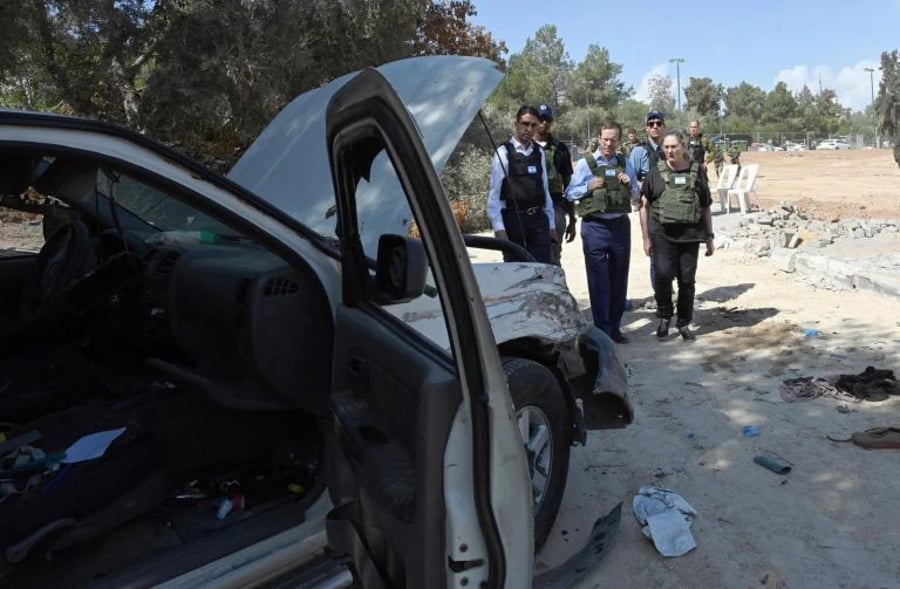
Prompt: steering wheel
<box><xmin>20</xmin><ymin>218</ymin><xmax>97</xmax><ymax>323</ymax></box>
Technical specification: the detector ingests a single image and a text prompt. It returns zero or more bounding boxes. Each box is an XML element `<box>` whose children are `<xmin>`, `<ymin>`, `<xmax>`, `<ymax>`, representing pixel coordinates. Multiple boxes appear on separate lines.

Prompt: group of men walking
<box><xmin>488</xmin><ymin>105</ymin><xmax>717</xmax><ymax>343</ymax></box>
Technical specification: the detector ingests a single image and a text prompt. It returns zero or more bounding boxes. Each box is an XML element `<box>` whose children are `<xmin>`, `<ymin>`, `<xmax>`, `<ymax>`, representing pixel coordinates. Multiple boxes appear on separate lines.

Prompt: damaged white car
<box><xmin>0</xmin><ymin>56</ymin><xmax>629</xmax><ymax>588</ymax></box>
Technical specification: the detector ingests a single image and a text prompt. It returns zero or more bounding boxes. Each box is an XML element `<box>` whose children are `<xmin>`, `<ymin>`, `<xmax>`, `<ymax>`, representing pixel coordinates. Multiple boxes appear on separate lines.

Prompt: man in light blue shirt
<box><xmin>628</xmin><ymin>111</ymin><xmax>666</xmax><ymax>184</ymax></box>
<box><xmin>566</xmin><ymin>120</ymin><xmax>639</xmax><ymax>343</ymax></box>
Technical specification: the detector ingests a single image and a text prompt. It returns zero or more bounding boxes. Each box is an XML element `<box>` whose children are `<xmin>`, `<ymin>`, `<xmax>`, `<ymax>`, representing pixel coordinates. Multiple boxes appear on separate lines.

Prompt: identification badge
<box><xmin>605</xmin><ymin>168</ymin><xmax>617</xmax><ymax>177</ymax></box>
<box><xmin>527</xmin><ymin>165</ymin><xmax>538</xmax><ymax>174</ymax></box>
<box><xmin>674</xmin><ymin>175</ymin><xmax>688</xmax><ymax>185</ymax></box>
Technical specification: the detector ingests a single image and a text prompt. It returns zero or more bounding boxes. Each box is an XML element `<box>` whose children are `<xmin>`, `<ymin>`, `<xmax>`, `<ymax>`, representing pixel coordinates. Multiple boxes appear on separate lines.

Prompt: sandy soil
<box><xmin>739</xmin><ymin>149</ymin><xmax>900</xmax><ymax>221</ymax></box>
<box><xmin>533</xmin><ymin>149</ymin><xmax>900</xmax><ymax>588</ymax></box>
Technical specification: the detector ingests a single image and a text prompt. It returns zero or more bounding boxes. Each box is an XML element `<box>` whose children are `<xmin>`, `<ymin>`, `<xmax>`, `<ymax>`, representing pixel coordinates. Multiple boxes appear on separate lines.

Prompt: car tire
<box><xmin>502</xmin><ymin>356</ymin><xmax>570</xmax><ymax>552</ymax></box>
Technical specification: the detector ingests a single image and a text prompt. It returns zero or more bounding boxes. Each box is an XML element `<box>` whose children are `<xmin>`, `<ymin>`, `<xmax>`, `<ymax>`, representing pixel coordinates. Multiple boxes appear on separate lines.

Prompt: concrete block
<box><xmin>769</xmin><ymin>247</ymin><xmax>796</xmax><ymax>273</ymax></box>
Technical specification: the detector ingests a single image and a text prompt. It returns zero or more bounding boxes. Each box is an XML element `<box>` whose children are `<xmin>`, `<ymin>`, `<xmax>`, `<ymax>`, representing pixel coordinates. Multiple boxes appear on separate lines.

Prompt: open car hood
<box><xmin>229</xmin><ymin>56</ymin><xmax>503</xmax><ymax>242</ymax></box>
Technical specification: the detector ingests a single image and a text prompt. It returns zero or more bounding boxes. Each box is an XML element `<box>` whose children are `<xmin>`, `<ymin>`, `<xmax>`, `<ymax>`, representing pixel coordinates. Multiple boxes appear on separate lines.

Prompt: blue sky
<box><xmin>470</xmin><ymin>0</ymin><xmax>900</xmax><ymax>111</ymax></box>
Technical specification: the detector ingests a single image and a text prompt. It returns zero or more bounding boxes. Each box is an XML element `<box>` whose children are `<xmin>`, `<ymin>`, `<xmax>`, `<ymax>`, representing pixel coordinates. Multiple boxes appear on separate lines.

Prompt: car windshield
<box><xmin>99</xmin><ymin>168</ymin><xmax>241</xmax><ymax>238</ymax></box>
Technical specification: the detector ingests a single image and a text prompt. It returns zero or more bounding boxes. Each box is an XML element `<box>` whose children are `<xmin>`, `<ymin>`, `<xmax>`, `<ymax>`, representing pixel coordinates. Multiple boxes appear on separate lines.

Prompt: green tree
<box><xmin>815</xmin><ymin>88</ymin><xmax>843</xmax><ymax>136</ymax></box>
<box><xmin>762</xmin><ymin>82</ymin><xmax>797</xmax><ymax>125</ymax></box>
<box><xmin>877</xmin><ymin>50</ymin><xmax>899</xmax><ymax>141</ymax></box>
<box><xmin>646</xmin><ymin>75</ymin><xmax>675</xmax><ymax>115</ymax></box>
<box><xmin>494</xmin><ymin>24</ymin><xmax>572</xmax><ymax>114</ymax></box>
<box><xmin>683</xmin><ymin>77</ymin><xmax>721</xmax><ymax>118</ymax></box>
<box><xmin>794</xmin><ymin>85</ymin><xmax>818</xmax><ymax>133</ymax></box>
<box><xmin>724</xmin><ymin>82</ymin><xmax>767</xmax><ymax>123</ymax></box>
<box><xmin>574</xmin><ymin>45</ymin><xmax>631</xmax><ymax>112</ymax></box>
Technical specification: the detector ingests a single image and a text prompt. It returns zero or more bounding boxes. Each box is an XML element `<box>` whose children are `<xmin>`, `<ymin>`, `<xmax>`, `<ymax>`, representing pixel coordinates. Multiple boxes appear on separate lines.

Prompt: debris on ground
<box><xmin>632</xmin><ymin>487</ymin><xmax>697</xmax><ymax>557</ymax></box>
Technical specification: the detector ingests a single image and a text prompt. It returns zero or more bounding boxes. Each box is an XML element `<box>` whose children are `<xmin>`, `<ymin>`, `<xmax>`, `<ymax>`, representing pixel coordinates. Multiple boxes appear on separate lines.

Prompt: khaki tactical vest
<box><xmin>579</xmin><ymin>153</ymin><xmax>632</xmax><ymax>215</ymax></box>
<box><xmin>653</xmin><ymin>160</ymin><xmax>701</xmax><ymax>224</ymax></box>
<box><xmin>543</xmin><ymin>142</ymin><xmax>564</xmax><ymax>195</ymax></box>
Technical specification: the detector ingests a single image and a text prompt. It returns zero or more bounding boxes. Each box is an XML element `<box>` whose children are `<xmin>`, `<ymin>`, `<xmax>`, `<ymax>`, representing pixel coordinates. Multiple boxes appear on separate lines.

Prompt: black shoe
<box><xmin>679</xmin><ymin>326</ymin><xmax>696</xmax><ymax>341</ymax></box>
<box><xmin>611</xmin><ymin>331</ymin><xmax>629</xmax><ymax>344</ymax></box>
<box><xmin>656</xmin><ymin>318</ymin><xmax>670</xmax><ymax>338</ymax></box>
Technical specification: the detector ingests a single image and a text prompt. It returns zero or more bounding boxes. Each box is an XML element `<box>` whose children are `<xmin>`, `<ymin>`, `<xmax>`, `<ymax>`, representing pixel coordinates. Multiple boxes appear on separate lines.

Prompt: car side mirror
<box><xmin>373</xmin><ymin>234</ymin><xmax>427</xmax><ymax>304</ymax></box>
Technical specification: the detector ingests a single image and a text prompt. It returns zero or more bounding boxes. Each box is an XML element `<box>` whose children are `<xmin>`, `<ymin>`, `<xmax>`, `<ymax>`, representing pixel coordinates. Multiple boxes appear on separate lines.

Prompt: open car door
<box><xmin>321</xmin><ymin>69</ymin><xmax>532</xmax><ymax>588</ymax></box>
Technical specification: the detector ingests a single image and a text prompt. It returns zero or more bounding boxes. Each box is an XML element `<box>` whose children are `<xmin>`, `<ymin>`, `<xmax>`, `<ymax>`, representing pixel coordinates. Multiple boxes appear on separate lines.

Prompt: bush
<box><xmin>440</xmin><ymin>143</ymin><xmax>493</xmax><ymax>233</ymax></box>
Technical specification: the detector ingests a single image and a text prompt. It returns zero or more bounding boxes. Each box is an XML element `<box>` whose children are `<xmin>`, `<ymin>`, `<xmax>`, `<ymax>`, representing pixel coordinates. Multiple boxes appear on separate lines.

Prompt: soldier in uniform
<box><xmin>686</xmin><ymin>120</ymin><xmax>715</xmax><ymax>179</ymax></box>
<box><xmin>728</xmin><ymin>143</ymin><xmax>742</xmax><ymax>176</ymax></box>
<box><xmin>566</xmin><ymin>120</ymin><xmax>639</xmax><ymax>343</ymax></box>
<box><xmin>623</xmin><ymin>128</ymin><xmax>640</xmax><ymax>158</ymax></box>
<box><xmin>534</xmin><ymin>104</ymin><xmax>575</xmax><ymax>265</ymax></box>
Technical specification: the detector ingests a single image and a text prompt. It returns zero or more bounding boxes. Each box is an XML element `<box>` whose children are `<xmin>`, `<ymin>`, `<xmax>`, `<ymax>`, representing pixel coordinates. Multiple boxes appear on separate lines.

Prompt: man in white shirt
<box><xmin>486</xmin><ymin>105</ymin><xmax>558</xmax><ymax>263</ymax></box>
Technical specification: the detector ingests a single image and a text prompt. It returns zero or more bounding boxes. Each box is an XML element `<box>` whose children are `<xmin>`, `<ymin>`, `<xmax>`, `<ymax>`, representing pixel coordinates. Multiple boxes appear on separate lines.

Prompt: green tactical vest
<box><xmin>654</xmin><ymin>160</ymin><xmax>701</xmax><ymax>225</ymax></box>
<box><xmin>579</xmin><ymin>153</ymin><xmax>632</xmax><ymax>215</ymax></box>
<box><xmin>543</xmin><ymin>142</ymin><xmax>563</xmax><ymax>194</ymax></box>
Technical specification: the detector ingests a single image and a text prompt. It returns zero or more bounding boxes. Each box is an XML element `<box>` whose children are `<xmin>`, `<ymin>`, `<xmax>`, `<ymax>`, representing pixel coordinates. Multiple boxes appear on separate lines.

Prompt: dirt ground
<box><xmin>535</xmin><ymin>149</ymin><xmax>900</xmax><ymax>588</ymax></box>
<box><xmin>739</xmin><ymin>149</ymin><xmax>900</xmax><ymax>221</ymax></box>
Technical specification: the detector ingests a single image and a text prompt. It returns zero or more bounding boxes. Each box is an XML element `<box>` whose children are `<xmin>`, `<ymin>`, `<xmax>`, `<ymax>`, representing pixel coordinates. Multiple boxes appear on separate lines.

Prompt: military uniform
<box><xmin>538</xmin><ymin>135</ymin><xmax>574</xmax><ymax>265</ymax></box>
<box><xmin>728</xmin><ymin>145</ymin><xmax>742</xmax><ymax>176</ymax></box>
<box><xmin>687</xmin><ymin>134</ymin><xmax>715</xmax><ymax>169</ymax></box>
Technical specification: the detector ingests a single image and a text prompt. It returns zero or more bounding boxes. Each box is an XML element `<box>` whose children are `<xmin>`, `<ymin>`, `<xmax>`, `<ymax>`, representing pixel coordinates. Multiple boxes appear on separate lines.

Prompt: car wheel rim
<box><xmin>515</xmin><ymin>405</ymin><xmax>552</xmax><ymax>508</ymax></box>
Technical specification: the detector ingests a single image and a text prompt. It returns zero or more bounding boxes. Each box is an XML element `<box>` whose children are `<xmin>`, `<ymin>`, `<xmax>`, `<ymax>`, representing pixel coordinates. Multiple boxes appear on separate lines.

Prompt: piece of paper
<box><xmin>633</xmin><ymin>486</ymin><xmax>698</xmax><ymax>557</ymax></box>
<box><xmin>646</xmin><ymin>508</ymin><xmax>697</xmax><ymax>557</ymax></box>
<box><xmin>61</xmin><ymin>427</ymin><xmax>127</xmax><ymax>464</ymax></box>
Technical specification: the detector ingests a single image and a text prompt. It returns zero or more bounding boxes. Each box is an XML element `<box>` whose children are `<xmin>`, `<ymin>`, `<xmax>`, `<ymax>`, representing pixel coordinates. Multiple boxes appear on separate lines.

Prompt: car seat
<box><xmin>0</xmin><ymin>406</ymin><xmax>168</xmax><ymax>563</ymax></box>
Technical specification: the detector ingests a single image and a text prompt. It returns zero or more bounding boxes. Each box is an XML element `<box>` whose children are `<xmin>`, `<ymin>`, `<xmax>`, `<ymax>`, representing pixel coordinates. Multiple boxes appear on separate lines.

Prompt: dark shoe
<box><xmin>656</xmin><ymin>318</ymin><xmax>670</xmax><ymax>338</ymax></box>
<box><xmin>679</xmin><ymin>326</ymin><xmax>696</xmax><ymax>341</ymax></box>
<box><xmin>611</xmin><ymin>331</ymin><xmax>629</xmax><ymax>344</ymax></box>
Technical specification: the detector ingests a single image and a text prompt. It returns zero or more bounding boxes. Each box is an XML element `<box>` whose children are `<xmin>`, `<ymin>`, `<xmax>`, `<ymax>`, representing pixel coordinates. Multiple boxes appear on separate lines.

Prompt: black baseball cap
<box><xmin>537</xmin><ymin>104</ymin><xmax>554</xmax><ymax>121</ymax></box>
<box><xmin>646</xmin><ymin>111</ymin><xmax>666</xmax><ymax>123</ymax></box>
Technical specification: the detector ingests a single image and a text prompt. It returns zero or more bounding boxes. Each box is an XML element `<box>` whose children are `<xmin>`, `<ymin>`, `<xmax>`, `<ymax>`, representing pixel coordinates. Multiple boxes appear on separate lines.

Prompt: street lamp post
<box><xmin>585</xmin><ymin>81</ymin><xmax>592</xmax><ymax>147</ymax></box>
<box><xmin>864</xmin><ymin>67</ymin><xmax>877</xmax><ymax>148</ymax></box>
<box><xmin>670</xmin><ymin>57</ymin><xmax>685</xmax><ymax>128</ymax></box>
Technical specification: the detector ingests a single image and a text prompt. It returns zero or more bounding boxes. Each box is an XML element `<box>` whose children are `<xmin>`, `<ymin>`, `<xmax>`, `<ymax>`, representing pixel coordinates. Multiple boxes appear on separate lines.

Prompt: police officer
<box><xmin>487</xmin><ymin>105</ymin><xmax>558</xmax><ymax>263</ymax></box>
<box><xmin>628</xmin><ymin>111</ymin><xmax>667</xmax><ymax>186</ymax></box>
<box><xmin>566</xmin><ymin>120</ymin><xmax>639</xmax><ymax>343</ymax></box>
<box><xmin>639</xmin><ymin>129</ymin><xmax>715</xmax><ymax>341</ymax></box>
<box><xmin>534</xmin><ymin>104</ymin><xmax>575</xmax><ymax>265</ymax></box>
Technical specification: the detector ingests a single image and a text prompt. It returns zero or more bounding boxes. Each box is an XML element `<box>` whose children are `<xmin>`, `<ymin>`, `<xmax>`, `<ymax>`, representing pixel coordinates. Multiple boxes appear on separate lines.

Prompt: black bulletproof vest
<box><xmin>500</xmin><ymin>142</ymin><xmax>545</xmax><ymax>209</ymax></box>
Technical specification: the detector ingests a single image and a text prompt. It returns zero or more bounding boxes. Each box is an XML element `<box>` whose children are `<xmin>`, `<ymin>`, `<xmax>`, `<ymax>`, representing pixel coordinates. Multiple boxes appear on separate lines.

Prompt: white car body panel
<box><xmin>391</xmin><ymin>262</ymin><xmax>587</xmax><ymax>348</ymax></box>
<box><xmin>230</xmin><ymin>56</ymin><xmax>504</xmax><ymax>254</ymax></box>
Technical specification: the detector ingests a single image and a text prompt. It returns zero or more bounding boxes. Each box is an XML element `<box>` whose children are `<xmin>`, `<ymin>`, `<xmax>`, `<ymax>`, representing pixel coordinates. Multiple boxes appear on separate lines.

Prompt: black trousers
<box><xmin>501</xmin><ymin>208</ymin><xmax>551</xmax><ymax>264</ymax></box>
<box><xmin>651</xmin><ymin>234</ymin><xmax>700</xmax><ymax>327</ymax></box>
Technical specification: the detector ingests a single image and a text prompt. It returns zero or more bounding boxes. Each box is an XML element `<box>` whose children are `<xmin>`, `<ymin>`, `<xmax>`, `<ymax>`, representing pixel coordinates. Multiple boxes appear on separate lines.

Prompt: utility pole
<box><xmin>669</xmin><ymin>58</ymin><xmax>685</xmax><ymax>129</ymax></box>
<box><xmin>585</xmin><ymin>80</ymin><xmax>593</xmax><ymax>147</ymax></box>
<box><xmin>864</xmin><ymin>67</ymin><xmax>877</xmax><ymax>148</ymax></box>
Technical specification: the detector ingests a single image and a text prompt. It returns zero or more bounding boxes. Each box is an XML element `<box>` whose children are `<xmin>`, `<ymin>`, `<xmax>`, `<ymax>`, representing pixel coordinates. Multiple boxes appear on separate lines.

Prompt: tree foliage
<box><xmin>412</xmin><ymin>1</ymin><xmax>506</xmax><ymax>63</ymax></box>
<box><xmin>646</xmin><ymin>75</ymin><xmax>675</xmax><ymax>115</ymax></box>
<box><xmin>0</xmin><ymin>0</ymin><xmax>502</xmax><ymax>164</ymax></box>
<box><xmin>877</xmin><ymin>50</ymin><xmax>899</xmax><ymax>139</ymax></box>
<box><xmin>725</xmin><ymin>82</ymin><xmax>767</xmax><ymax>121</ymax></box>
<box><xmin>684</xmin><ymin>77</ymin><xmax>721</xmax><ymax>118</ymax></box>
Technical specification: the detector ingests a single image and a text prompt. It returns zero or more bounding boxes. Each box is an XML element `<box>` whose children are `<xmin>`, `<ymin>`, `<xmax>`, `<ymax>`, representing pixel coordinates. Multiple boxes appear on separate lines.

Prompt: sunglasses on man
<box><xmin>647</xmin><ymin>120</ymin><xmax>664</xmax><ymax>128</ymax></box>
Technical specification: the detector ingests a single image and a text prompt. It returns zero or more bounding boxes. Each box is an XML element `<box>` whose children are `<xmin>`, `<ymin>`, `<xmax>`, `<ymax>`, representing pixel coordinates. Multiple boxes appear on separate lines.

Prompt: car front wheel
<box><xmin>502</xmin><ymin>356</ymin><xmax>570</xmax><ymax>551</ymax></box>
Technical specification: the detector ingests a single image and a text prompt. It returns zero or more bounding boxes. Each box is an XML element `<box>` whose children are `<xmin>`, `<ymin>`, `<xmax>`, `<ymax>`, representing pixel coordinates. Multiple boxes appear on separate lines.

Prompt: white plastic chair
<box><xmin>725</xmin><ymin>164</ymin><xmax>759</xmax><ymax>214</ymax></box>
<box><xmin>715</xmin><ymin>164</ymin><xmax>739</xmax><ymax>213</ymax></box>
